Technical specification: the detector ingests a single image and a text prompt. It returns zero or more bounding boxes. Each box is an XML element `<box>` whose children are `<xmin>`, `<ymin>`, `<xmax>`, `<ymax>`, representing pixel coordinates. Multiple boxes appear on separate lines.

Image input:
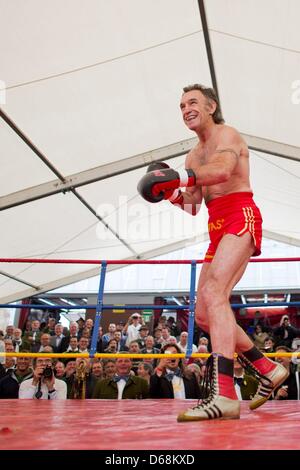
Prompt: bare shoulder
<box><xmin>216</xmin><ymin>124</ymin><xmax>248</xmax><ymax>158</ymax></box>
<box><xmin>217</xmin><ymin>124</ymin><xmax>244</xmax><ymax>144</ymax></box>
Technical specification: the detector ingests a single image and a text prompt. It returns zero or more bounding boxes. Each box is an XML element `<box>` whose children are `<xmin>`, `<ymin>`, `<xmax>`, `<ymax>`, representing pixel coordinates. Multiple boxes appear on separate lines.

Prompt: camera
<box><xmin>42</xmin><ymin>366</ymin><xmax>53</xmax><ymax>379</ymax></box>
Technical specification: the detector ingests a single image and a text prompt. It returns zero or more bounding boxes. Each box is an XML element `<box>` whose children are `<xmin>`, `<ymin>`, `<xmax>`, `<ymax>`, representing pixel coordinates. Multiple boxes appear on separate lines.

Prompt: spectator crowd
<box><xmin>0</xmin><ymin>312</ymin><xmax>299</xmax><ymax>401</ymax></box>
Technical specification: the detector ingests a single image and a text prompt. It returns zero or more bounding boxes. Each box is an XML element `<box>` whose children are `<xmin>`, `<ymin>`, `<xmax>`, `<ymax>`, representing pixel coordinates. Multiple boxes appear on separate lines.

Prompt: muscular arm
<box><xmin>193</xmin><ymin>150</ymin><xmax>238</xmax><ymax>186</ymax></box>
<box><xmin>192</xmin><ymin>128</ymin><xmax>242</xmax><ymax>186</ymax></box>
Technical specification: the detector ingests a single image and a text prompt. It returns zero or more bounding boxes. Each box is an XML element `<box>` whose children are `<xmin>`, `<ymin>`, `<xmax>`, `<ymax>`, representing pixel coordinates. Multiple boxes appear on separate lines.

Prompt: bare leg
<box><xmin>196</xmin><ymin>233</ymin><xmax>255</xmax><ymax>354</ymax></box>
<box><xmin>196</xmin><ymin>233</ymin><xmax>254</xmax><ymax>357</ymax></box>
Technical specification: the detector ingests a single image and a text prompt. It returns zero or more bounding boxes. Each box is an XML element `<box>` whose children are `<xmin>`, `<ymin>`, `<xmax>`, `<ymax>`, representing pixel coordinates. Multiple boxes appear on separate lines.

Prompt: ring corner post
<box><xmin>89</xmin><ymin>261</ymin><xmax>107</xmax><ymax>358</ymax></box>
<box><xmin>186</xmin><ymin>260</ymin><xmax>197</xmax><ymax>359</ymax></box>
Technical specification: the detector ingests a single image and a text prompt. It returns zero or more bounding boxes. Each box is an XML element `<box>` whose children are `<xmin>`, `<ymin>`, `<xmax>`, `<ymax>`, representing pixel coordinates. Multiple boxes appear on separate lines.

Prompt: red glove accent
<box><xmin>137</xmin><ymin>167</ymin><xmax>196</xmax><ymax>203</ymax></box>
<box><xmin>169</xmin><ymin>188</ymin><xmax>184</xmax><ymax>205</ymax></box>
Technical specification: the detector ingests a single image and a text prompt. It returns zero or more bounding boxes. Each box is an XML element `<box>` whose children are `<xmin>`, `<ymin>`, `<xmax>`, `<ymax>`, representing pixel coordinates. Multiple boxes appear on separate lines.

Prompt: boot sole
<box><xmin>177</xmin><ymin>413</ymin><xmax>240</xmax><ymax>422</ymax></box>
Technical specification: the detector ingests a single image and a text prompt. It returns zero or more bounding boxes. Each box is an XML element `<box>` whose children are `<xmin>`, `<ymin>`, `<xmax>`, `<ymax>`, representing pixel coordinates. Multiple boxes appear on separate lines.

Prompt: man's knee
<box><xmin>195</xmin><ymin>313</ymin><xmax>209</xmax><ymax>332</ymax></box>
<box><xmin>199</xmin><ymin>278</ymin><xmax>223</xmax><ymax>309</ymax></box>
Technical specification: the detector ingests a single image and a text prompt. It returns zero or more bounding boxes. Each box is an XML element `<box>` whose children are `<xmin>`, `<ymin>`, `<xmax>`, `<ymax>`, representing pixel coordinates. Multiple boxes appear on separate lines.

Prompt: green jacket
<box><xmin>236</xmin><ymin>373</ymin><xmax>259</xmax><ymax>400</ymax></box>
<box><xmin>92</xmin><ymin>376</ymin><xmax>149</xmax><ymax>399</ymax></box>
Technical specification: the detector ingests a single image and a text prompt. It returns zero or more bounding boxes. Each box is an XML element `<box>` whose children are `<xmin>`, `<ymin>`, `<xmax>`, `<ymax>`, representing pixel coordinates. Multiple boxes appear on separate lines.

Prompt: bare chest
<box><xmin>188</xmin><ymin>143</ymin><xmax>217</xmax><ymax>167</ymax></box>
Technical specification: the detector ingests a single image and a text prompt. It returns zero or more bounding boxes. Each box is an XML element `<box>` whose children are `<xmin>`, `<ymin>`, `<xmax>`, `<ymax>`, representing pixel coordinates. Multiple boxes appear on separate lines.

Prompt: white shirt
<box><xmin>14</xmin><ymin>339</ymin><xmax>23</xmax><ymax>353</ymax></box>
<box><xmin>0</xmin><ymin>340</ymin><xmax>5</xmax><ymax>364</ymax></box>
<box><xmin>66</xmin><ymin>346</ymin><xmax>79</xmax><ymax>352</ymax></box>
<box><xmin>234</xmin><ymin>375</ymin><xmax>244</xmax><ymax>401</ymax></box>
<box><xmin>56</xmin><ymin>335</ymin><xmax>63</xmax><ymax>347</ymax></box>
<box><xmin>116</xmin><ymin>378</ymin><xmax>127</xmax><ymax>400</ymax></box>
<box><xmin>166</xmin><ymin>368</ymin><xmax>185</xmax><ymax>399</ymax></box>
<box><xmin>125</xmin><ymin>324</ymin><xmax>141</xmax><ymax>347</ymax></box>
<box><xmin>177</xmin><ymin>342</ymin><xmax>198</xmax><ymax>353</ymax></box>
<box><xmin>19</xmin><ymin>378</ymin><xmax>67</xmax><ymax>399</ymax></box>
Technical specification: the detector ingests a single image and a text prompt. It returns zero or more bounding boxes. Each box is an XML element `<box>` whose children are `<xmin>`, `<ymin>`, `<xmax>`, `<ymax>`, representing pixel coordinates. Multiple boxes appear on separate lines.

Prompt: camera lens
<box><xmin>43</xmin><ymin>366</ymin><xmax>53</xmax><ymax>378</ymax></box>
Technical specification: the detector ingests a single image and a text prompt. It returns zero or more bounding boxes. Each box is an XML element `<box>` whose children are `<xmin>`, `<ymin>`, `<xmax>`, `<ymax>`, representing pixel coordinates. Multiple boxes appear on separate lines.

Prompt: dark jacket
<box><xmin>92</xmin><ymin>376</ymin><xmax>149</xmax><ymax>399</ymax></box>
<box><xmin>65</xmin><ymin>373</ymin><xmax>98</xmax><ymax>399</ymax></box>
<box><xmin>0</xmin><ymin>370</ymin><xmax>33</xmax><ymax>398</ymax></box>
<box><xmin>234</xmin><ymin>374</ymin><xmax>259</xmax><ymax>400</ymax></box>
<box><xmin>275</xmin><ymin>366</ymin><xmax>299</xmax><ymax>400</ymax></box>
<box><xmin>150</xmin><ymin>372</ymin><xmax>201</xmax><ymax>399</ymax></box>
<box><xmin>273</xmin><ymin>325</ymin><xmax>300</xmax><ymax>348</ymax></box>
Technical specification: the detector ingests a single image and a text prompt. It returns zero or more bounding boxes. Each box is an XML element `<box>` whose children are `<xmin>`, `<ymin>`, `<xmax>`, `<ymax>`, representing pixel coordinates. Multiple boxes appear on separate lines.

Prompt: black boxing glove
<box><xmin>137</xmin><ymin>167</ymin><xmax>196</xmax><ymax>203</ymax></box>
<box><xmin>146</xmin><ymin>161</ymin><xmax>178</xmax><ymax>201</ymax></box>
<box><xmin>146</xmin><ymin>161</ymin><xmax>170</xmax><ymax>173</ymax></box>
<box><xmin>147</xmin><ymin>162</ymin><xmax>184</xmax><ymax>204</ymax></box>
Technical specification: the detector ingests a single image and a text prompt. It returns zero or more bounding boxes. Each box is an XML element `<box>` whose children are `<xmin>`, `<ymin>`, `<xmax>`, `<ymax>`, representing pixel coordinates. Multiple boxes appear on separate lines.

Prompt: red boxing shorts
<box><xmin>204</xmin><ymin>192</ymin><xmax>262</xmax><ymax>263</ymax></box>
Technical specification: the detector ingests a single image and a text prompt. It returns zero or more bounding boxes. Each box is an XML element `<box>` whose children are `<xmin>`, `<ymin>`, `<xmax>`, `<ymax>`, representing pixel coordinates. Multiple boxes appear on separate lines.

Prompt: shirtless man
<box><xmin>138</xmin><ymin>84</ymin><xmax>288</xmax><ymax>420</ymax></box>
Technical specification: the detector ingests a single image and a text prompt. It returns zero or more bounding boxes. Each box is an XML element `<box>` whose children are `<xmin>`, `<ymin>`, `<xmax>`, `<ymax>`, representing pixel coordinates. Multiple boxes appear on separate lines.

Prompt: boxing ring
<box><xmin>1</xmin><ymin>400</ymin><xmax>300</xmax><ymax>450</ymax></box>
<box><xmin>1</xmin><ymin>256</ymin><xmax>300</xmax><ymax>451</ymax></box>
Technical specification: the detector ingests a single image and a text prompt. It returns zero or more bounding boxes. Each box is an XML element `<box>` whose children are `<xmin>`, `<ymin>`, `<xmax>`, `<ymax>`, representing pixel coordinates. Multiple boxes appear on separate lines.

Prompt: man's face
<box><xmin>154</xmin><ymin>329</ymin><xmax>162</xmax><ymax>339</ymax></box>
<box><xmin>92</xmin><ymin>362</ymin><xmax>103</xmax><ymax>377</ymax></box>
<box><xmin>114</xmin><ymin>332</ymin><xmax>122</xmax><ymax>342</ymax></box>
<box><xmin>32</xmin><ymin>321</ymin><xmax>40</xmax><ymax>330</ymax></box>
<box><xmin>137</xmin><ymin>364</ymin><xmax>146</xmax><ymax>376</ymax></box>
<box><xmin>180</xmin><ymin>332</ymin><xmax>188</xmax><ymax>345</ymax></box>
<box><xmin>55</xmin><ymin>362</ymin><xmax>65</xmax><ymax>377</ymax></box>
<box><xmin>129</xmin><ymin>342</ymin><xmax>140</xmax><ymax>353</ymax></box>
<box><xmin>85</xmin><ymin>319</ymin><xmax>93</xmax><ymax>329</ymax></box>
<box><xmin>145</xmin><ymin>337</ymin><xmax>154</xmax><ymax>349</ymax></box>
<box><xmin>162</xmin><ymin>328</ymin><xmax>169</xmax><ymax>339</ymax></box>
<box><xmin>55</xmin><ymin>325</ymin><xmax>63</xmax><ymax>336</ymax></box>
<box><xmin>275</xmin><ymin>349</ymin><xmax>290</xmax><ymax>369</ymax></box>
<box><xmin>70</xmin><ymin>324</ymin><xmax>78</xmax><ymax>335</ymax></box>
<box><xmin>104</xmin><ymin>361</ymin><xmax>116</xmax><ymax>377</ymax></box>
<box><xmin>36</xmin><ymin>357</ymin><xmax>52</xmax><ymax>370</ymax></box>
<box><xmin>180</xmin><ymin>90</ymin><xmax>213</xmax><ymax>131</ymax></box>
<box><xmin>5</xmin><ymin>343</ymin><xmax>14</xmax><ymax>353</ymax></box>
<box><xmin>13</xmin><ymin>329</ymin><xmax>22</xmax><ymax>339</ymax></box>
<box><xmin>199</xmin><ymin>337</ymin><xmax>208</xmax><ymax>346</ymax></box>
<box><xmin>79</xmin><ymin>338</ymin><xmax>89</xmax><ymax>350</ymax></box>
<box><xmin>65</xmin><ymin>361</ymin><xmax>76</xmax><ymax>375</ymax></box>
<box><xmin>6</xmin><ymin>326</ymin><xmax>14</xmax><ymax>336</ymax></box>
<box><xmin>108</xmin><ymin>340</ymin><xmax>117</xmax><ymax>351</ymax></box>
<box><xmin>108</xmin><ymin>324</ymin><xmax>116</xmax><ymax>333</ymax></box>
<box><xmin>16</xmin><ymin>356</ymin><xmax>31</xmax><ymax>372</ymax></box>
<box><xmin>70</xmin><ymin>337</ymin><xmax>78</xmax><ymax>349</ymax></box>
<box><xmin>264</xmin><ymin>339</ymin><xmax>274</xmax><ymax>349</ymax></box>
<box><xmin>116</xmin><ymin>358</ymin><xmax>132</xmax><ymax>375</ymax></box>
<box><xmin>140</xmin><ymin>329</ymin><xmax>148</xmax><ymax>338</ymax></box>
<box><xmin>164</xmin><ymin>347</ymin><xmax>180</xmax><ymax>369</ymax></box>
<box><xmin>41</xmin><ymin>334</ymin><xmax>50</xmax><ymax>346</ymax></box>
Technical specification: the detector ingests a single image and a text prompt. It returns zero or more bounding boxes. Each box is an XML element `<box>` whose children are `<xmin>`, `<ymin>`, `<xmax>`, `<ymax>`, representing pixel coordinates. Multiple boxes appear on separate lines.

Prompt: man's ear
<box><xmin>207</xmin><ymin>98</ymin><xmax>217</xmax><ymax>115</ymax></box>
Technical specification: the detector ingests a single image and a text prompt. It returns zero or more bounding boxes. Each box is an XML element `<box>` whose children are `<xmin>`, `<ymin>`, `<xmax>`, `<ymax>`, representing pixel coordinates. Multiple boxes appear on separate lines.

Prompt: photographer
<box><xmin>19</xmin><ymin>356</ymin><xmax>67</xmax><ymax>399</ymax></box>
<box><xmin>124</xmin><ymin>313</ymin><xmax>144</xmax><ymax>348</ymax></box>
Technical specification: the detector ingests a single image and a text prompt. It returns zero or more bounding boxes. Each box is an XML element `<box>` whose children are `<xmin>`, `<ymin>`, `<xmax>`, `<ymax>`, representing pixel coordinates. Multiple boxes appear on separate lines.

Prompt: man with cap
<box><xmin>137</xmin><ymin>325</ymin><xmax>150</xmax><ymax>349</ymax></box>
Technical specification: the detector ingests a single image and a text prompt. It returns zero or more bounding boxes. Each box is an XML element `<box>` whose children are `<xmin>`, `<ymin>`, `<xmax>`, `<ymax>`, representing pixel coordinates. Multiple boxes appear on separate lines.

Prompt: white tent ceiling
<box><xmin>0</xmin><ymin>0</ymin><xmax>299</xmax><ymax>303</ymax></box>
